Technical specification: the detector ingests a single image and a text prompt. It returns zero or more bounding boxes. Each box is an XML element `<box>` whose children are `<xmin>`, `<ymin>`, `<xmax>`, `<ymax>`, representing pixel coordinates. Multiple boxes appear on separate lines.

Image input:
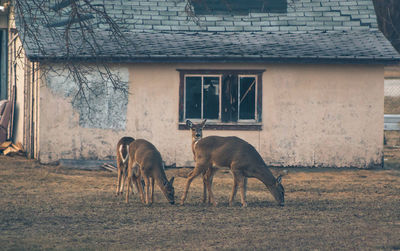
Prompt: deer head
<box><xmin>268</xmin><ymin>175</ymin><xmax>285</xmax><ymax>206</ymax></box>
<box><xmin>186</xmin><ymin>119</ymin><xmax>207</xmax><ymax>142</ymax></box>
<box><xmin>162</xmin><ymin>177</ymin><xmax>175</xmax><ymax>205</ymax></box>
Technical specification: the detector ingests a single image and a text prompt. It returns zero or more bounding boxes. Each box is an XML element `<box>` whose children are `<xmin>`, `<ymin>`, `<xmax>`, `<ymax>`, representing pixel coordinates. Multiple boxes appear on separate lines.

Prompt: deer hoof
<box><xmin>241</xmin><ymin>203</ymin><xmax>248</xmax><ymax>208</ymax></box>
<box><xmin>211</xmin><ymin>201</ymin><xmax>218</xmax><ymax>207</ymax></box>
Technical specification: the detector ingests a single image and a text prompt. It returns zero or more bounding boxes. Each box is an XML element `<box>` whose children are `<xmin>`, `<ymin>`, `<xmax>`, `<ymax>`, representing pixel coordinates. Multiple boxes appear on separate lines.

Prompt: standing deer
<box><xmin>180</xmin><ymin>135</ymin><xmax>285</xmax><ymax>207</ymax></box>
<box><xmin>186</xmin><ymin>119</ymin><xmax>216</xmax><ymax>204</ymax></box>
<box><xmin>126</xmin><ymin>139</ymin><xmax>175</xmax><ymax>205</ymax></box>
<box><xmin>116</xmin><ymin>136</ymin><xmax>137</xmax><ymax>196</ymax></box>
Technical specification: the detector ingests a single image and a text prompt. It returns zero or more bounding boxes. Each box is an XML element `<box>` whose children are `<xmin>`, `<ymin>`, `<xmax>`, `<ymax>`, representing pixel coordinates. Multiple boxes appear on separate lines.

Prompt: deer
<box><xmin>126</xmin><ymin>139</ymin><xmax>175</xmax><ymax>205</ymax></box>
<box><xmin>116</xmin><ymin>136</ymin><xmax>138</xmax><ymax>196</ymax></box>
<box><xmin>180</xmin><ymin>134</ymin><xmax>285</xmax><ymax>207</ymax></box>
<box><xmin>186</xmin><ymin>119</ymin><xmax>216</xmax><ymax>204</ymax></box>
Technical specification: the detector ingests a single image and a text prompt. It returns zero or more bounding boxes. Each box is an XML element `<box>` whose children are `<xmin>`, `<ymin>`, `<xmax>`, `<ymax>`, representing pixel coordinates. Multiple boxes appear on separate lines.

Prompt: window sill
<box><xmin>178</xmin><ymin>122</ymin><xmax>262</xmax><ymax>131</ymax></box>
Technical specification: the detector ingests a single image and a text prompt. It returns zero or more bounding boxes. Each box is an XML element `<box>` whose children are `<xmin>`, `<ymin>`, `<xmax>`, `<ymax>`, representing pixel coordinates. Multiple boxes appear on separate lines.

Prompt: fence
<box><xmin>385</xmin><ymin>79</ymin><xmax>400</xmax><ymax>114</ymax></box>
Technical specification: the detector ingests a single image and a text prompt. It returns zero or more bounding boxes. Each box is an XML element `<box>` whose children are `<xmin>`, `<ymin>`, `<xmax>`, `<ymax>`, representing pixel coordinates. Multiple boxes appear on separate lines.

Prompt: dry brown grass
<box><xmin>0</xmin><ymin>155</ymin><xmax>399</xmax><ymax>250</ymax></box>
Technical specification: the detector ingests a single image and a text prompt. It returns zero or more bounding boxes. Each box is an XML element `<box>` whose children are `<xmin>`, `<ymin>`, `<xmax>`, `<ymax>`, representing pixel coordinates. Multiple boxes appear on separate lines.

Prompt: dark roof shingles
<box><xmin>17</xmin><ymin>0</ymin><xmax>400</xmax><ymax>62</ymax></box>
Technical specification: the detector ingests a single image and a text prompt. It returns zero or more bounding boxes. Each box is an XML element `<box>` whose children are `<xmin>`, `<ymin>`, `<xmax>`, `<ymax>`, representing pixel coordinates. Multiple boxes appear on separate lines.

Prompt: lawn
<box><xmin>0</xmin><ymin>155</ymin><xmax>399</xmax><ymax>250</ymax></box>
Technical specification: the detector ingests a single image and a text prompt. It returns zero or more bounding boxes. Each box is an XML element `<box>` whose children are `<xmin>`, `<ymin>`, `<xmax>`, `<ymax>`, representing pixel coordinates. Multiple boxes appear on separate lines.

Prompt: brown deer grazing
<box><xmin>116</xmin><ymin>136</ymin><xmax>137</xmax><ymax>196</ymax></box>
<box><xmin>180</xmin><ymin>135</ymin><xmax>285</xmax><ymax>207</ymax></box>
<box><xmin>186</xmin><ymin>119</ymin><xmax>216</xmax><ymax>204</ymax></box>
<box><xmin>126</xmin><ymin>139</ymin><xmax>175</xmax><ymax>205</ymax></box>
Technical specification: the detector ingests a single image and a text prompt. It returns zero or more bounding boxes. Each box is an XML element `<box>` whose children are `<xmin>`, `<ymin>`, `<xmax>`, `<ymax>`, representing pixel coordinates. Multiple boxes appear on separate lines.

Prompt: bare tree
<box><xmin>10</xmin><ymin>0</ymin><xmax>400</xmax><ymax>110</ymax></box>
<box><xmin>11</xmin><ymin>0</ymin><xmax>131</xmax><ymax>114</ymax></box>
<box><xmin>373</xmin><ymin>0</ymin><xmax>400</xmax><ymax>53</ymax></box>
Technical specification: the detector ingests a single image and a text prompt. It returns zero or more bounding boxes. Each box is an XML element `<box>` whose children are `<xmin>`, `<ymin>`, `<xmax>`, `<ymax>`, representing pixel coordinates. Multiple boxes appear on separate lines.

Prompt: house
<box><xmin>6</xmin><ymin>0</ymin><xmax>400</xmax><ymax>168</ymax></box>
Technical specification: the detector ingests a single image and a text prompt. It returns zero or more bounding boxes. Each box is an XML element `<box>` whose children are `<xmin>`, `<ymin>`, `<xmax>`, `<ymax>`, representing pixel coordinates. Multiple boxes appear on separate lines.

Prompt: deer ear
<box><xmin>186</xmin><ymin>120</ymin><xmax>193</xmax><ymax>128</ymax></box>
<box><xmin>201</xmin><ymin>119</ymin><xmax>207</xmax><ymax>128</ymax></box>
<box><xmin>276</xmin><ymin>175</ymin><xmax>282</xmax><ymax>184</ymax></box>
<box><xmin>169</xmin><ymin>177</ymin><xmax>175</xmax><ymax>185</ymax></box>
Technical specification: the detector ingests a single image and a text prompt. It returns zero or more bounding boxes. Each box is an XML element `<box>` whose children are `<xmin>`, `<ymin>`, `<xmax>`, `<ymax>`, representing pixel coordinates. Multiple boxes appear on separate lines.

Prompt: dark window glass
<box><xmin>239</xmin><ymin>77</ymin><xmax>256</xmax><ymax>120</ymax></box>
<box><xmin>221</xmin><ymin>74</ymin><xmax>238</xmax><ymax>122</ymax></box>
<box><xmin>179</xmin><ymin>70</ymin><xmax>263</xmax><ymax>127</ymax></box>
<box><xmin>203</xmin><ymin>77</ymin><xmax>220</xmax><ymax>119</ymax></box>
<box><xmin>191</xmin><ymin>0</ymin><xmax>287</xmax><ymax>15</ymax></box>
<box><xmin>185</xmin><ymin>76</ymin><xmax>201</xmax><ymax>119</ymax></box>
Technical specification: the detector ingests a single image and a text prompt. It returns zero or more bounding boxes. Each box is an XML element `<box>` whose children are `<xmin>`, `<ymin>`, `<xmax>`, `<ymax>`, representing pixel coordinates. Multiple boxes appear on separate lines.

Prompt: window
<box><xmin>191</xmin><ymin>0</ymin><xmax>287</xmax><ymax>15</ymax></box>
<box><xmin>179</xmin><ymin>70</ymin><xmax>264</xmax><ymax>130</ymax></box>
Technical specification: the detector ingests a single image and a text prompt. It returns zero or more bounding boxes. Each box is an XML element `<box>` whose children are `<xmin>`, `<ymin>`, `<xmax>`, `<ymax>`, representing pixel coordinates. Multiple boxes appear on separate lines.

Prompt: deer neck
<box><xmin>252</xmin><ymin>165</ymin><xmax>276</xmax><ymax>187</ymax></box>
<box><xmin>191</xmin><ymin>136</ymin><xmax>201</xmax><ymax>155</ymax></box>
<box><xmin>153</xmin><ymin>166</ymin><xmax>169</xmax><ymax>189</ymax></box>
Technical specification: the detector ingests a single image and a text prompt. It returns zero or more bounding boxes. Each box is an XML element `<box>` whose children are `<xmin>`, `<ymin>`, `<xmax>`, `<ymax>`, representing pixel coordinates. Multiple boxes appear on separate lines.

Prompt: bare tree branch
<box><xmin>11</xmin><ymin>0</ymin><xmax>131</xmax><ymax>108</ymax></box>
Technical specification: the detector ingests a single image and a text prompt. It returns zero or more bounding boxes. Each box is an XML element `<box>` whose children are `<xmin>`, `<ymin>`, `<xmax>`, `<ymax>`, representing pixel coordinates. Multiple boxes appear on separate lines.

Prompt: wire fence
<box><xmin>385</xmin><ymin>79</ymin><xmax>400</xmax><ymax>114</ymax></box>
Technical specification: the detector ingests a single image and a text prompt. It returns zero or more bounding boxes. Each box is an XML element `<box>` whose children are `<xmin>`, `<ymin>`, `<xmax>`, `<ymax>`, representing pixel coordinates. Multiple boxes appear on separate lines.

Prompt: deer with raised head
<box><xmin>116</xmin><ymin>136</ymin><xmax>137</xmax><ymax>196</ymax></box>
<box><xmin>186</xmin><ymin>119</ymin><xmax>216</xmax><ymax>204</ymax></box>
<box><xmin>180</xmin><ymin>134</ymin><xmax>285</xmax><ymax>207</ymax></box>
<box><xmin>126</xmin><ymin>139</ymin><xmax>175</xmax><ymax>205</ymax></box>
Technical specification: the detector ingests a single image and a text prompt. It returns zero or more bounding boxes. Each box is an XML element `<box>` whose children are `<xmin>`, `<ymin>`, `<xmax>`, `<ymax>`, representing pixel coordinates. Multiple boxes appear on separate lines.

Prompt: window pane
<box><xmin>203</xmin><ymin>77</ymin><xmax>220</xmax><ymax>119</ymax></box>
<box><xmin>191</xmin><ymin>0</ymin><xmax>287</xmax><ymax>15</ymax></box>
<box><xmin>239</xmin><ymin>77</ymin><xmax>256</xmax><ymax>120</ymax></box>
<box><xmin>185</xmin><ymin>77</ymin><xmax>201</xmax><ymax>119</ymax></box>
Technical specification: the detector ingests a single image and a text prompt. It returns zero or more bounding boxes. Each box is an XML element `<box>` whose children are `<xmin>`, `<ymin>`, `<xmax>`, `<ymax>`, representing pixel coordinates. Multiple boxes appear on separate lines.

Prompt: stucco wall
<box><xmin>38</xmin><ymin>63</ymin><xmax>383</xmax><ymax>168</ymax></box>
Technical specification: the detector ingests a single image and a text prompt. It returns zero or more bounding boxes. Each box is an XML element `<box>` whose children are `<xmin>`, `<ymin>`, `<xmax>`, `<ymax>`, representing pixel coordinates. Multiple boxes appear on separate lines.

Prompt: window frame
<box><xmin>184</xmin><ymin>74</ymin><xmax>222</xmax><ymax>122</ymax></box>
<box><xmin>178</xmin><ymin>69</ymin><xmax>265</xmax><ymax>131</ymax></box>
<box><xmin>238</xmin><ymin>74</ymin><xmax>258</xmax><ymax>123</ymax></box>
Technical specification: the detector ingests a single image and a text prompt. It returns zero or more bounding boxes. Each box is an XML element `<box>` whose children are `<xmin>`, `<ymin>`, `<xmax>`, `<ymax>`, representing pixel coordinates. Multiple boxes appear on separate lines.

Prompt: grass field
<box><xmin>0</xmin><ymin>155</ymin><xmax>399</xmax><ymax>250</ymax></box>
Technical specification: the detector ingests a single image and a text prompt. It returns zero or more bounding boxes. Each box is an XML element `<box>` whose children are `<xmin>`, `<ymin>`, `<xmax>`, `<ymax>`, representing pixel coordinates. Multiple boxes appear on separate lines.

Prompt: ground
<box><xmin>0</xmin><ymin>155</ymin><xmax>399</xmax><ymax>250</ymax></box>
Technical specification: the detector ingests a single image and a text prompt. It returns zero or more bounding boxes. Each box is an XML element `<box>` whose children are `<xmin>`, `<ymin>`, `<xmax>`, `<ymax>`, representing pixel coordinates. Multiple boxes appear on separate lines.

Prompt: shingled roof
<box><xmin>16</xmin><ymin>0</ymin><xmax>400</xmax><ymax>63</ymax></box>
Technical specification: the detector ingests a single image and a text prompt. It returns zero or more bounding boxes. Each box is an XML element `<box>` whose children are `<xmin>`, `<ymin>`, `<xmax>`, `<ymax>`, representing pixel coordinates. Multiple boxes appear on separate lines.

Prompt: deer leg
<box><xmin>208</xmin><ymin>168</ymin><xmax>217</xmax><ymax>204</ymax></box>
<box><xmin>181</xmin><ymin>165</ymin><xmax>204</xmax><ymax>205</ymax></box>
<box><xmin>116</xmin><ymin>164</ymin><xmax>123</xmax><ymax>196</ymax></box>
<box><xmin>125</xmin><ymin>168</ymin><xmax>132</xmax><ymax>203</ymax></box>
<box><xmin>202</xmin><ymin>172</ymin><xmax>207</xmax><ymax>204</ymax></box>
<box><xmin>143</xmin><ymin>176</ymin><xmax>151</xmax><ymax>205</ymax></box>
<box><xmin>133</xmin><ymin>177</ymin><xmax>144</xmax><ymax>203</ymax></box>
<box><xmin>132</xmin><ymin>175</ymin><xmax>140</xmax><ymax>195</ymax></box>
<box><xmin>203</xmin><ymin>167</ymin><xmax>216</xmax><ymax>205</ymax></box>
<box><xmin>204</xmin><ymin>170</ymin><xmax>217</xmax><ymax>206</ymax></box>
<box><xmin>238</xmin><ymin>175</ymin><xmax>248</xmax><ymax>208</ymax></box>
<box><xmin>129</xmin><ymin>178</ymin><xmax>135</xmax><ymax>195</ymax></box>
<box><xmin>136</xmin><ymin>174</ymin><xmax>145</xmax><ymax>204</ymax></box>
<box><xmin>126</xmin><ymin>162</ymin><xmax>135</xmax><ymax>195</ymax></box>
<box><xmin>150</xmin><ymin>177</ymin><xmax>155</xmax><ymax>204</ymax></box>
<box><xmin>229</xmin><ymin>172</ymin><xmax>239</xmax><ymax>206</ymax></box>
<box><xmin>121</xmin><ymin>168</ymin><xmax>127</xmax><ymax>195</ymax></box>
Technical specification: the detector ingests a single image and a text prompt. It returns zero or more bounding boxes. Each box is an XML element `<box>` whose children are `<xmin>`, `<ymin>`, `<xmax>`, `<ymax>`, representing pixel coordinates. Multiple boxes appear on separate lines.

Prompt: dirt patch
<box><xmin>0</xmin><ymin>155</ymin><xmax>399</xmax><ymax>250</ymax></box>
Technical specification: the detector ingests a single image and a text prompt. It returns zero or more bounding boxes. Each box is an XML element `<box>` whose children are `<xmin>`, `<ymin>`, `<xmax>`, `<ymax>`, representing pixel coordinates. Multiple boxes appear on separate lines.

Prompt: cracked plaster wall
<box><xmin>38</xmin><ymin>63</ymin><xmax>383</xmax><ymax>168</ymax></box>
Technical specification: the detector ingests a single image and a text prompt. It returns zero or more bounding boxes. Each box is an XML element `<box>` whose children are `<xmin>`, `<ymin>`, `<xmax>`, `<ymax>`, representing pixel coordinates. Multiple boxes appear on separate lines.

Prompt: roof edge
<box><xmin>28</xmin><ymin>55</ymin><xmax>400</xmax><ymax>65</ymax></box>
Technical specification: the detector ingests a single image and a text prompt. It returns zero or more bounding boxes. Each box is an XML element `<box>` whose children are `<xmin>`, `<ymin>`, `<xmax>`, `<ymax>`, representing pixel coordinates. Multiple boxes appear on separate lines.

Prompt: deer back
<box><xmin>117</xmin><ymin>136</ymin><xmax>135</xmax><ymax>164</ymax></box>
<box><xmin>129</xmin><ymin>139</ymin><xmax>163</xmax><ymax>171</ymax></box>
<box><xmin>195</xmin><ymin>135</ymin><xmax>284</xmax><ymax>205</ymax></box>
<box><xmin>195</xmin><ymin>136</ymin><xmax>265</xmax><ymax>167</ymax></box>
<box><xmin>128</xmin><ymin>139</ymin><xmax>175</xmax><ymax>204</ymax></box>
